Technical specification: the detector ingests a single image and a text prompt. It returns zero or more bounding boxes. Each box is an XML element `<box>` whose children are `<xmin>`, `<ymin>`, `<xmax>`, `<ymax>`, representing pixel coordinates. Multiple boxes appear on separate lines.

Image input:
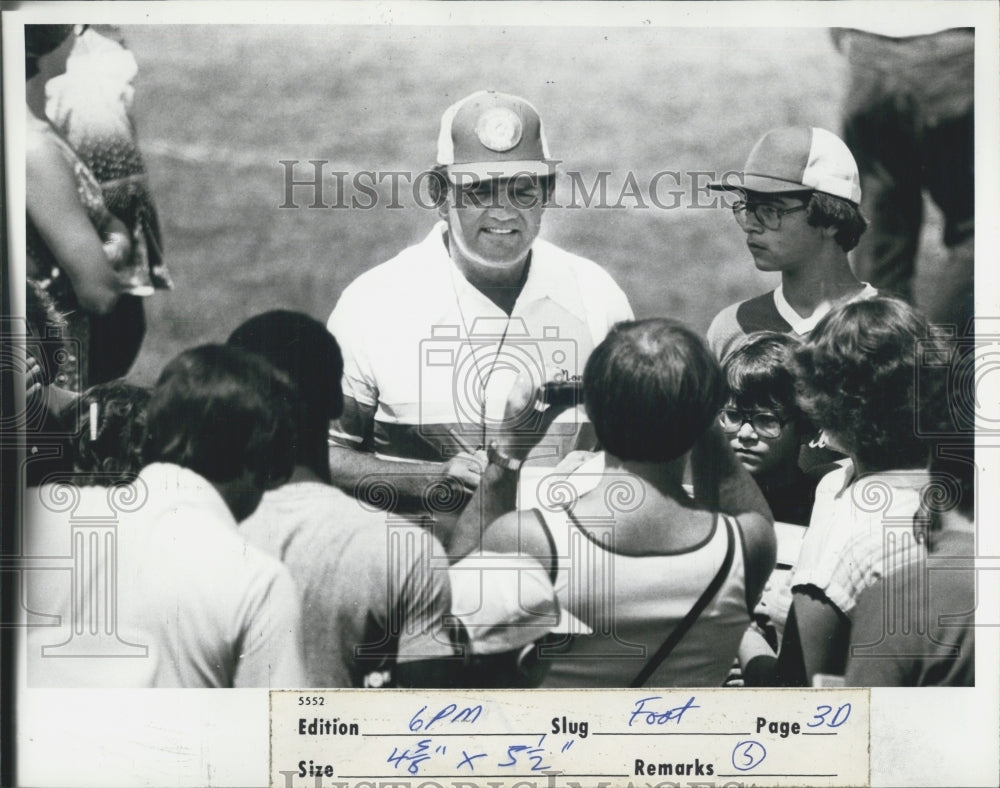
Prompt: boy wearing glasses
<box><xmin>706</xmin><ymin>127</ymin><xmax>877</xmax><ymax>362</ymax></box>
<box><xmin>720</xmin><ymin>332</ymin><xmax>822</xmax><ymax>662</ymax></box>
<box><xmin>719</xmin><ymin>332</ymin><xmax>817</xmax><ymax>526</ymax></box>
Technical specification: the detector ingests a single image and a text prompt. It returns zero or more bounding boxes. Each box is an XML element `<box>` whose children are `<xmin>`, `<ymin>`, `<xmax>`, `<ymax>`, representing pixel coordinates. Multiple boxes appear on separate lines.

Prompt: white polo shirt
<box><xmin>23</xmin><ymin>463</ymin><xmax>306</xmax><ymax>688</ymax></box>
<box><xmin>328</xmin><ymin>222</ymin><xmax>633</xmax><ymax>462</ymax></box>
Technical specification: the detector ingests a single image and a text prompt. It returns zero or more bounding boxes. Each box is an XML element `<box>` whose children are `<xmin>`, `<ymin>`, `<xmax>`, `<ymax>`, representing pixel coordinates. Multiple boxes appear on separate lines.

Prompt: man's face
<box><xmin>736</xmin><ymin>192</ymin><xmax>824</xmax><ymax>273</ymax></box>
<box><xmin>441</xmin><ymin>175</ymin><xmax>545</xmax><ymax>271</ymax></box>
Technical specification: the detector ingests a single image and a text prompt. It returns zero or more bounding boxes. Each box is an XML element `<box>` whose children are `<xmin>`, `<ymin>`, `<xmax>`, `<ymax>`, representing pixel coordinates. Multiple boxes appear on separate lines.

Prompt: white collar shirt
<box><xmin>23</xmin><ymin>463</ymin><xmax>305</xmax><ymax>687</ymax></box>
<box><xmin>328</xmin><ymin>222</ymin><xmax>633</xmax><ymax>460</ymax></box>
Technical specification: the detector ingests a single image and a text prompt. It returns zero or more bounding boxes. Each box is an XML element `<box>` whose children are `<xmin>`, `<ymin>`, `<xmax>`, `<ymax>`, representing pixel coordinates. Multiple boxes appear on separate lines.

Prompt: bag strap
<box><xmin>531</xmin><ymin>507</ymin><xmax>560</xmax><ymax>585</ymax></box>
<box><xmin>629</xmin><ymin>514</ymin><xmax>737</xmax><ymax>688</ymax></box>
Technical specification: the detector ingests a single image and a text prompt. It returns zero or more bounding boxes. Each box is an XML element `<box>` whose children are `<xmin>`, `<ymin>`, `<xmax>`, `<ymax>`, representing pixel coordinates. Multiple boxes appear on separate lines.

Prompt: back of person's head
<box><xmin>792</xmin><ymin>297</ymin><xmax>930</xmax><ymax>471</ymax></box>
<box><xmin>584</xmin><ymin>318</ymin><xmax>725</xmax><ymax>462</ymax></box>
<box><xmin>723</xmin><ymin>331</ymin><xmax>810</xmax><ymax>433</ymax></box>
<box><xmin>226</xmin><ymin>310</ymin><xmax>343</xmax><ymax>481</ymax></box>
<box><xmin>143</xmin><ymin>344</ymin><xmax>296</xmax><ymax>490</ymax></box>
<box><xmin>71</xmin><ymin>381</ymin><xmax>150</xmax><ymax>486</ymax></box>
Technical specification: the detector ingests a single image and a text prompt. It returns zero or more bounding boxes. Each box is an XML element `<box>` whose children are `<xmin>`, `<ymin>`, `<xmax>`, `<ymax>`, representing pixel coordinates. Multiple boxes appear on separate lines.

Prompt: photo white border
<box><xmin>4</xmin><ymin>2</ymin><xmax>998</xmax><ymax>786</ymax></box>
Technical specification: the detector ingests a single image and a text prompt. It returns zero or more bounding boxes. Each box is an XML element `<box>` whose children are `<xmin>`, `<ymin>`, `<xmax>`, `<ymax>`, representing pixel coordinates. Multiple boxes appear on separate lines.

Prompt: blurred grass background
<box><xmin>123</xmin><ymin>25</ymin><xmax>946</xmax><ymax>384</ymax></box>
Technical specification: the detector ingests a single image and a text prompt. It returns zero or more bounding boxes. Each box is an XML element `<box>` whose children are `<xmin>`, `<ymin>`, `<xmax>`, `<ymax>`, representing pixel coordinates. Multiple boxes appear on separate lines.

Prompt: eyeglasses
<box><xmin>458</xmin><ymin>178</ymin><xmax>544</xmax><ymax>209</ymax></box>
<box><xmin>718</xmin><ymin>408</ymin><xmax>787</xmax><ymax>439</ymax></box>
<box><xmin>732</xmin><ymin>200</ymin><xmax>808</xmax><ymax>231</ymax></box>
<box><xmin>73</xmin><ymin>24</ymin><xmax>90</xmax><ymax>37</ymax></box>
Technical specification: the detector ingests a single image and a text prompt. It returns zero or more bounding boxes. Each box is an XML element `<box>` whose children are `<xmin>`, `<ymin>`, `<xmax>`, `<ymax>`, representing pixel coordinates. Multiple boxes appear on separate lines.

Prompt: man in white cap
<box><xmin>706</xmin><ymin>127</ymin><xmax>877</xmax><ymax>361</ymax></box>
<box><xmin>327</xmin><ymin>90</ymin><xmax>632</xmax><ymax>518</ymax></box>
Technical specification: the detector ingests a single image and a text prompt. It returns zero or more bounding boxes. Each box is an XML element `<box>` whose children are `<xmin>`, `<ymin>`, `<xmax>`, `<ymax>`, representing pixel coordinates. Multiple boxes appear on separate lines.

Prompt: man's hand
<box><xmin>441</xmin><ymin>449</ymin><xmax>489</xmax><ymax>493</ymax></box>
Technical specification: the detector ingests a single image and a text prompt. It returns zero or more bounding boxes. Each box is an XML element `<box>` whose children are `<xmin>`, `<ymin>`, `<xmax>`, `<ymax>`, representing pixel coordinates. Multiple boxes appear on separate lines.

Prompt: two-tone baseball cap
<box><xmin>710</xmin><ymin>126</ymin><xmax>862</xmax><ymax>204</ymax></box>
<box><xmin>449</xmin><ymin>552</ymin><xmax>589</xmax><ymax>655</ymax></box>
<box><xmin>437</xmin><ymin>90</ymin><xmax>557</xmax><ymax>184</ymax></box>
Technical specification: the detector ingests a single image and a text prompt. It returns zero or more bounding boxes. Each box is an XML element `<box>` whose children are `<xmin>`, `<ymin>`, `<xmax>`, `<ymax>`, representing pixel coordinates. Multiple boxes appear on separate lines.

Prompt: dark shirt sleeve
<box><xmin>845</xmin><ymin>580</ymin><xmax>910</xmax><ymax>686</ymax></box>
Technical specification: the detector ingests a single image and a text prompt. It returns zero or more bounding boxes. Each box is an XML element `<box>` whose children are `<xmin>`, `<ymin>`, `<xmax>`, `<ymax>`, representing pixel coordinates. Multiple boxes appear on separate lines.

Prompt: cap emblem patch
<box><xmin>475</xmin><ymin>107</ymin><xmax>523</xmax><ymax>152</ymax></box>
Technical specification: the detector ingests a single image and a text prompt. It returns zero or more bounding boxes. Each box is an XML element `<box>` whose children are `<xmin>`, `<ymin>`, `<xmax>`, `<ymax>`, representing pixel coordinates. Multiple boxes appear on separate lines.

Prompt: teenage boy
<box><xmin>707</xmin><ymin>126</ymin><xmax>876</xmax><ymax>362</ymax></box>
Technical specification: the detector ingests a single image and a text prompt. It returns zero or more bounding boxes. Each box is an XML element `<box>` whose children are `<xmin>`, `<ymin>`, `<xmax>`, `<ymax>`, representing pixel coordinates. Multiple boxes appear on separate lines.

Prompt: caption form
<box><xmin>270</xmin><ymin>689</ymin><xmax>870</xmax><ymax>787</ymax></box>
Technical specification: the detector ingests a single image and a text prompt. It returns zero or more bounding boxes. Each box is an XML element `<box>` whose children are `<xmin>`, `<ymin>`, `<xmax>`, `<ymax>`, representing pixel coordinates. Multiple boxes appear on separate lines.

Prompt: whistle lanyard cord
<box><xmin>448</xmin><ymin>265</ymin><xmax>513</xmax><ymax>449</ymax></box>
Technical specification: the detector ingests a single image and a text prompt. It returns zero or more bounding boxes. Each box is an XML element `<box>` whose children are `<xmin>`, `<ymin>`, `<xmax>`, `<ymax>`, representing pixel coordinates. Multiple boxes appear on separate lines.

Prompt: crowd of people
<box><xmin>19</xmin><ymin>25</ymin><xmax>975</xmax><ymax>690</ymax></box>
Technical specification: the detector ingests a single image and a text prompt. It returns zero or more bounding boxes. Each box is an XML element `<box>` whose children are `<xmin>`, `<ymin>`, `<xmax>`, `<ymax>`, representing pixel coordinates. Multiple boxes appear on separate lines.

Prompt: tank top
<box><xmin>537</xmin><ymin>504</ymin><xmax>751</xmax><ymax>687</ymax></box>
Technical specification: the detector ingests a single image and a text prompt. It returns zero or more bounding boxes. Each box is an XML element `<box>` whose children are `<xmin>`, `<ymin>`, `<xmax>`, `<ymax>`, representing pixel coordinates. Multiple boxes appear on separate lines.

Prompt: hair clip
<box><xmin>808</xmin><ymin>431</ymin><xmax>828</xmax><ymax>450</ymax></box>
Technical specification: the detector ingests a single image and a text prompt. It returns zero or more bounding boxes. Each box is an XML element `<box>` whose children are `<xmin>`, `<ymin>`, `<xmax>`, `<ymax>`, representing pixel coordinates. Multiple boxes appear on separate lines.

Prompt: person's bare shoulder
<box><xmin>25</xmin><ymin>122</ymin><xmax>73</xmax><ymax>183</ymax></box>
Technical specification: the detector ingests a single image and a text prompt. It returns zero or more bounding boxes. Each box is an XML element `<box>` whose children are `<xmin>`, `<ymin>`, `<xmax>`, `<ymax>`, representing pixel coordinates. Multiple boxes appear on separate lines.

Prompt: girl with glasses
<box><xmin>720</xmin><ymin>331</ymin><xmax>819</xmax><ymax>527</ymax></box>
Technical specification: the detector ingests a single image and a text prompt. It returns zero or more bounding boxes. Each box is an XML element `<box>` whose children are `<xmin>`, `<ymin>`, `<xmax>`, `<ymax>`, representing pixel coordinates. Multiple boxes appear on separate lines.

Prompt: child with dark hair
<box><xmin>720</xmin><ymin>332</ymin><xmax>818</xmax><ymax>526</ymax></box>
<box><xmin>227</xmin><ymin>309</ymin><xmax>343</xmax><ymax>484</ymax></box>
<box><xmin>26</xmin><ymin>343</ymin><xmax>305</xmax><ymax>688</ymax></box>
<box><xmin>70</xmin><ymin>381</ymin><xmax>150</xmax><ymax>486</ymax></box>
<box><xmin>720</xmin><ymin>333</ymin><xmax>820</xmax><ymax>680</ymax></box>
<box><xmin>456</xmin><ymin>318</ymin><xmax>777</xmax><ymax>688</ymax></box>
<box><xmin>143</xmin><ymin>344</ymin><xmax>297</xmax><ymax>519</ymax></box>
<box><xmin>229</xmin><ymin>312</ymin><xmax>457</xmax><ymax>688</ymax></box>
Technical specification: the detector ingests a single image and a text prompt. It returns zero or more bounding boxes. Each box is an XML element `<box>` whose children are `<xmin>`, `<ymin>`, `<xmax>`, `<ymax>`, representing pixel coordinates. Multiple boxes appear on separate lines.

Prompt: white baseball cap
<box><xmin>449</xmin><ymin>551</ymin><xmax>589</xmax><ymax>655</ymax></box>
<box><xmin>711</xmin><ymin>126</ymin><xmax>862</xmax><ymax>204</ymax></box>
<box><xmin>437</xmin><ymin>90</ymin><xmax>557</xmax><ymax>183</ymax></box>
